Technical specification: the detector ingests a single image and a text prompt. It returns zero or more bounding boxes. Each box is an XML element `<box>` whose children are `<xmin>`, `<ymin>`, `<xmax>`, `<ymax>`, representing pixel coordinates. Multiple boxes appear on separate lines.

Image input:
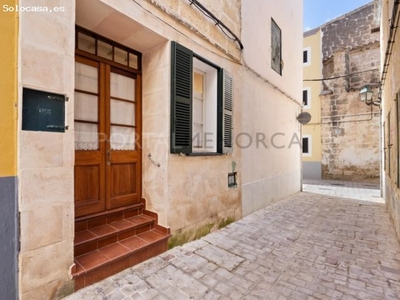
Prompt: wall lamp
<box><xmin>359</xmin><ymin>85</ymin><xmax>381</xmax><ymax>106</ymax></box>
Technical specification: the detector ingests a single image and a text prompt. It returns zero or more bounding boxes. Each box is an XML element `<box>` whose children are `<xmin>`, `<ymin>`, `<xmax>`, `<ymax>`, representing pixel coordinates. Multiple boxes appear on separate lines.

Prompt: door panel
<box><xmin>75</xmin><ymin>165</ymin><xmax>100</xmax><ymax>204</ymax></box>
<box><xmin>74</xmin><ymin>56</ymin><xmax>141</xmax><ymax>217</ymax></box>
<box><xmin>106</xmin><ymin>68</ymin><xmax>140</xmax><ymax>210</ymax></box>
<box><xmin>74</xmin><ymin>57</ymin><xmax>106</xmax><ymax>217</ymax></box>
<box><xmin>109</xmin><ymin>162</ymin><xmax>138</xmax><ymax>208</ymax></box>
<box><xmin>111</xmin><ymin>163</ymin><xmax>137</xmax><ymax>196</ymax></box>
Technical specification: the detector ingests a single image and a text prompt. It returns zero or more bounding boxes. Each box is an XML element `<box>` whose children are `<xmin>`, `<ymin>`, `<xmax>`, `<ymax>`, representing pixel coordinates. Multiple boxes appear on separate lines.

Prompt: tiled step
<box><xmin>73</xmin><ymin>229</ymin><xmax>169</xmax><ymax>290</ymax></box>
<box><xmin>75</xmin><ymin>203</ymin><xmax>145</xmax><ymax>233</ymax></box>
<box><xmin>72</xmin><ymin>202</ymin><xmax>170</xmax><ymax>291</ymax></box>
<box><xmin>74</xmin><ymin>214</ymin><xmax>156</xmax><ymax>256</ymax></box>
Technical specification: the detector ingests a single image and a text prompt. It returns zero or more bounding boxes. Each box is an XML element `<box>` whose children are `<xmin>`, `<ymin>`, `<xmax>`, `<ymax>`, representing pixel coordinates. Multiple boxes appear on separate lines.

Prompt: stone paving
<box><xmin>66</xmin><ymin>187</ymin><xmax>400</xmax><ymax>300</ymax></box>
<box><xmin>303</xmin><ymin>179</ymin><xmax>383</xmax><ymax>203</ymax></box>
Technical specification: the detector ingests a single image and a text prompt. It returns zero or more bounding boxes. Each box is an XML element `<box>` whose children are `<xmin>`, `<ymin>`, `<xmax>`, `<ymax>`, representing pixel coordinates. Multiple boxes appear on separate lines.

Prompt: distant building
<box><xmin>303</xmin><ymin>28</ymin><xmax>323</xmax><ymax>180</ymax></box>
<box><xmin>302</xmin><ymin>2</ymin><xmax>381</xmax><ymax>182</ymax></box>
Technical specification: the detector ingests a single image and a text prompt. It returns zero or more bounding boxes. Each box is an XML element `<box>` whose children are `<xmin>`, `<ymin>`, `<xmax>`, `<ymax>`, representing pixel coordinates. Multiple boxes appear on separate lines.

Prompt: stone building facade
<box><xmin>381</xmin><ymin>0</ymin><xmax>400</xmax><ymax>241</ymax></box>
<box><xmin>0</xmin><ymin>0</ymin><xmax>303</xmax><ymax>298</ymax></box>
<box><xmin>319</xmin><ymin>2</ymin><xmax>381</xmax><ymax>181</ymax></box>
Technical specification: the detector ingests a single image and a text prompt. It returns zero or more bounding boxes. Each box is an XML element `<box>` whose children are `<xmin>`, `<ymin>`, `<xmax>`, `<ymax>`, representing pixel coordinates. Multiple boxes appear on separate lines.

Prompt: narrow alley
<box><xmin>4</xmin><ymin>1</ymin><xmax>400</xmax><ymax>299</ymax></box>
<box><xmin>66</xmin><ymin>182</ymin><xmax>400</xmax><ymax>300</ymax></box>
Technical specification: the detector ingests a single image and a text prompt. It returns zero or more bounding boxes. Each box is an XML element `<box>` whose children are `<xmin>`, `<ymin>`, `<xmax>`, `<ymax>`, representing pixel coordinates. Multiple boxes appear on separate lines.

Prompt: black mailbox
<box><xmin>22</xmin><ymin>88</ymin><xmax>66</xmax><ymax>133</ymax></box>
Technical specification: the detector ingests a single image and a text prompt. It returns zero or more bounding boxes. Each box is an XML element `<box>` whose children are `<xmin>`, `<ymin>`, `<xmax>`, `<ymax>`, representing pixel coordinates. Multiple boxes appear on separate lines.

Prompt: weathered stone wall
<box><xmin>321</xmin><ymin>2</ymin><xmax>379</xmax><ymax>59</ymax></box>
<box><xmin>320</xmin><ymin>2</ymin><xmax>381</xmax><ymax>181</ymax></box>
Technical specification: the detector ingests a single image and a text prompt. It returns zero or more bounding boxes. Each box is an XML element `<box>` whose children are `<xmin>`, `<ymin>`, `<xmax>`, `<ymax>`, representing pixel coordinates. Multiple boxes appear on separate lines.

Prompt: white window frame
<box><xmin>303</xmin><ymin>47</ymin><xmax>311</xmax><ymax>66</ymax></box>
<box><xmin>192</xmin><ymin>58</ymin><xmax>218</xmax><ymax>153</ymax></box>
<box><xmin>193</xmin><ymin>69</ymin><xmax>205</xmax><ymax>150</ymax></box>
<box><xmin>303</xmin><ymin>87</ymin><xmax>311</xmax><ymax>109</ymax></box>
<box><xmin>302</xmin><ymin>135</ymin><xmax>312</xmax><ymax>157</ymax></box>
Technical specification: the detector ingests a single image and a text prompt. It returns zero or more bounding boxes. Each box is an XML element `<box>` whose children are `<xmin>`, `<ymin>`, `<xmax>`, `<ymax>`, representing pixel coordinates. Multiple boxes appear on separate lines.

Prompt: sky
<box><xmin>304</xmin><ymin>0</ymin><xmax>373</xmax><ymax>31</ymax></box>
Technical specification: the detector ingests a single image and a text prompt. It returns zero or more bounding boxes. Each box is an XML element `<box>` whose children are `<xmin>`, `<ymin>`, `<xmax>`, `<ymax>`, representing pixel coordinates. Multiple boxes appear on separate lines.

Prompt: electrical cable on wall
<box><xmin>304</xmin><ymin>68</ymin><xmax>380</xmax><ymax>82</ymax></box>
<box><xmin>131</xmin><ymin>0</ymin><xmax>241</xmax><ymax>64</ymax></box>
<box><xmin>241</xmin><ymin>54</ymin><xmax>302</xmax><ymax>107</ymax></box>
<box><xmin>380</xmin><ymin>0</ymin><xmax>400</xmax><ymax>90</ymax></box>
<box><xmin>131</xmin><ymin>0</ymin><xmax>302</xmax><ymax>107</ymax></box>
<box><xmin>306</xmin><ymin>104</ymin><xmax>380</xmax><ymax>125</ymax></box>
<box><xmin>187</xmin><ymin>0</ymin><xmax>244</xmax><ymax>49</ymax></box>
<box><xmin>186</xmin><ymin>0</ymin><xmax>301</xmax><ymax>106</ymax></box>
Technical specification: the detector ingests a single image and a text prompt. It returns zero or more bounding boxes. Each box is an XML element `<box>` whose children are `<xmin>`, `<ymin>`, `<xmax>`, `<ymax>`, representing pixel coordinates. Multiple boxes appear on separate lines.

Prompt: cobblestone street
<box><xmin>66</xmin><ymin>182</ymin><xmax>400</xmax><ymax>300</ymax></box>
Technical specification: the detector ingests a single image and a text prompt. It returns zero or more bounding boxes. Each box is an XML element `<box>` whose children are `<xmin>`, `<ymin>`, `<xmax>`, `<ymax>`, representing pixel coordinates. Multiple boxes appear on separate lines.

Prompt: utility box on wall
<box><xmin>22</xmin><ymin>88</ymin><xmax>67</xmax><ymax>133</ymax></box>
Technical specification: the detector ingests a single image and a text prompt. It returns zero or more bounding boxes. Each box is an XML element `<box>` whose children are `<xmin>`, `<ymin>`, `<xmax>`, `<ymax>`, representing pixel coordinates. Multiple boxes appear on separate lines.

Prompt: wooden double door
<box><xmin>74</xmin><ymin>56</ymin><xmax>141</xmax><ymax>218</ymax></box>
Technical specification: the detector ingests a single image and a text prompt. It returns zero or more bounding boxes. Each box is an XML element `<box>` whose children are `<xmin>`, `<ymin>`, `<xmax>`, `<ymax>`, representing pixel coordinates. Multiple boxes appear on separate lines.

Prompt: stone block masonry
<box><xmin>320</xmin><ymin>2</ymin><xmax>380</xmax><ymax>181</ymax></box>
<box><xmin>321</xmin><ymin>3</ymin><xmax>380</xmax><ymax>60</ymax></box>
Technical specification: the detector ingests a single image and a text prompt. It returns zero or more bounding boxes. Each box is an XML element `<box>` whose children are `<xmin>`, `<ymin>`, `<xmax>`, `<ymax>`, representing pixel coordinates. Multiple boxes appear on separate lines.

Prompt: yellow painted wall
<box><xmin>303</xmin><ymin>29</ymin><xmax>322</xmax><ymax>162</ymax></box>
<box><xmin>0</xmin><ymin>0</ymin><xmax>18</xmax><ymax>177</ymax></box>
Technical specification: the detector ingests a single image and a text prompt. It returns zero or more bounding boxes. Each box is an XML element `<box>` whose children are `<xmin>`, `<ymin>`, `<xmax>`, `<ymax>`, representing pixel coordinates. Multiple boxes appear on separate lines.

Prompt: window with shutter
<box><xmin>303</xmin><ymin>50</ymin><xmax>308</xmax><ymax>63</ymax></box>
<box><xmin>303</xmin><ymin>87</ymin><xmax>310</xmax><ymax>108</ymax></box>
<box><xmin>302</xmin><ymin>136</ymin><xmax>312</xmax><ymax>156</ymax></box>
<box><xmin>397</xmin><ymin>93</ymin><xmax>400</xmax><ymax>188</ymax></box>
<box><xmin>302</xmin><ymin>138</ymin><xmax>309</xmax><ymax>153</ymax></box>
<box><xmin>170</xmin><ymin>42</ymin><xmax>233</xmax><ymax>155</ymax></box>
<box><xmin>303</xmin><ymin>90</ymin><xmax>308</xmax><ymax>106</ymax></box>
<box><xmin>303</xmin><ymin>47</ymin><xmax>311</xmax><ymax>66</ymax></box>
<box><xmin>388</xmin><ymin>112</ymin><xmax>392</xmax><ymax>178</ymax></box>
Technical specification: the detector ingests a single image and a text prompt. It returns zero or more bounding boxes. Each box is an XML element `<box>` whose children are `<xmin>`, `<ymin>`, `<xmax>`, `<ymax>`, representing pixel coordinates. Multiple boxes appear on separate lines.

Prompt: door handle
<box><xmin>106</xmin><ymin>150</ymin><xmax>111</xmax><ymax>166</ymax></box>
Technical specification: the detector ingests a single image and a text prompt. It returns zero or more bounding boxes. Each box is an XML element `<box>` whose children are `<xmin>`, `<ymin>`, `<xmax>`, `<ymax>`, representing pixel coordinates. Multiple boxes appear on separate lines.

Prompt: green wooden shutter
<box><xmin>222</xmin><ymin>70</ymin><xmax>233</xmax><ymax>154</ymax></box>
<box><xmin>171</xmin><ymin>42</ymin><xmax>193</xmax><ymax>154</ymax></box>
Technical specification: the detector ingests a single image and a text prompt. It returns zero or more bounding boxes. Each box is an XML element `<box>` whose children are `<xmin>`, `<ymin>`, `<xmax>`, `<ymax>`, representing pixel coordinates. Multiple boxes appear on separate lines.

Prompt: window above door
<box><xmin>75</xmin><ymin>26</ymin><xmax>141</xmax><ymax>72</ymax></box>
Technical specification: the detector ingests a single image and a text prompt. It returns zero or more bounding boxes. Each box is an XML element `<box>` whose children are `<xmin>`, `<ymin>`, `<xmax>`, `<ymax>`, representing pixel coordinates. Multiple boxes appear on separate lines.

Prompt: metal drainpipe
<box><xmin>380</xmin><ymin>0</ymin><xmax>400</xmax><ymax>89</ymax></box>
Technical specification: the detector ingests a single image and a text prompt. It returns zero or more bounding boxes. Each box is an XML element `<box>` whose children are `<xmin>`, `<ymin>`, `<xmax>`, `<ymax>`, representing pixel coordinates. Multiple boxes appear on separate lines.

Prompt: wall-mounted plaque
<box><xmin>22</xmin><ymin>88</ymin><xmax>66</xmax><ymax>133</ymax></box>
